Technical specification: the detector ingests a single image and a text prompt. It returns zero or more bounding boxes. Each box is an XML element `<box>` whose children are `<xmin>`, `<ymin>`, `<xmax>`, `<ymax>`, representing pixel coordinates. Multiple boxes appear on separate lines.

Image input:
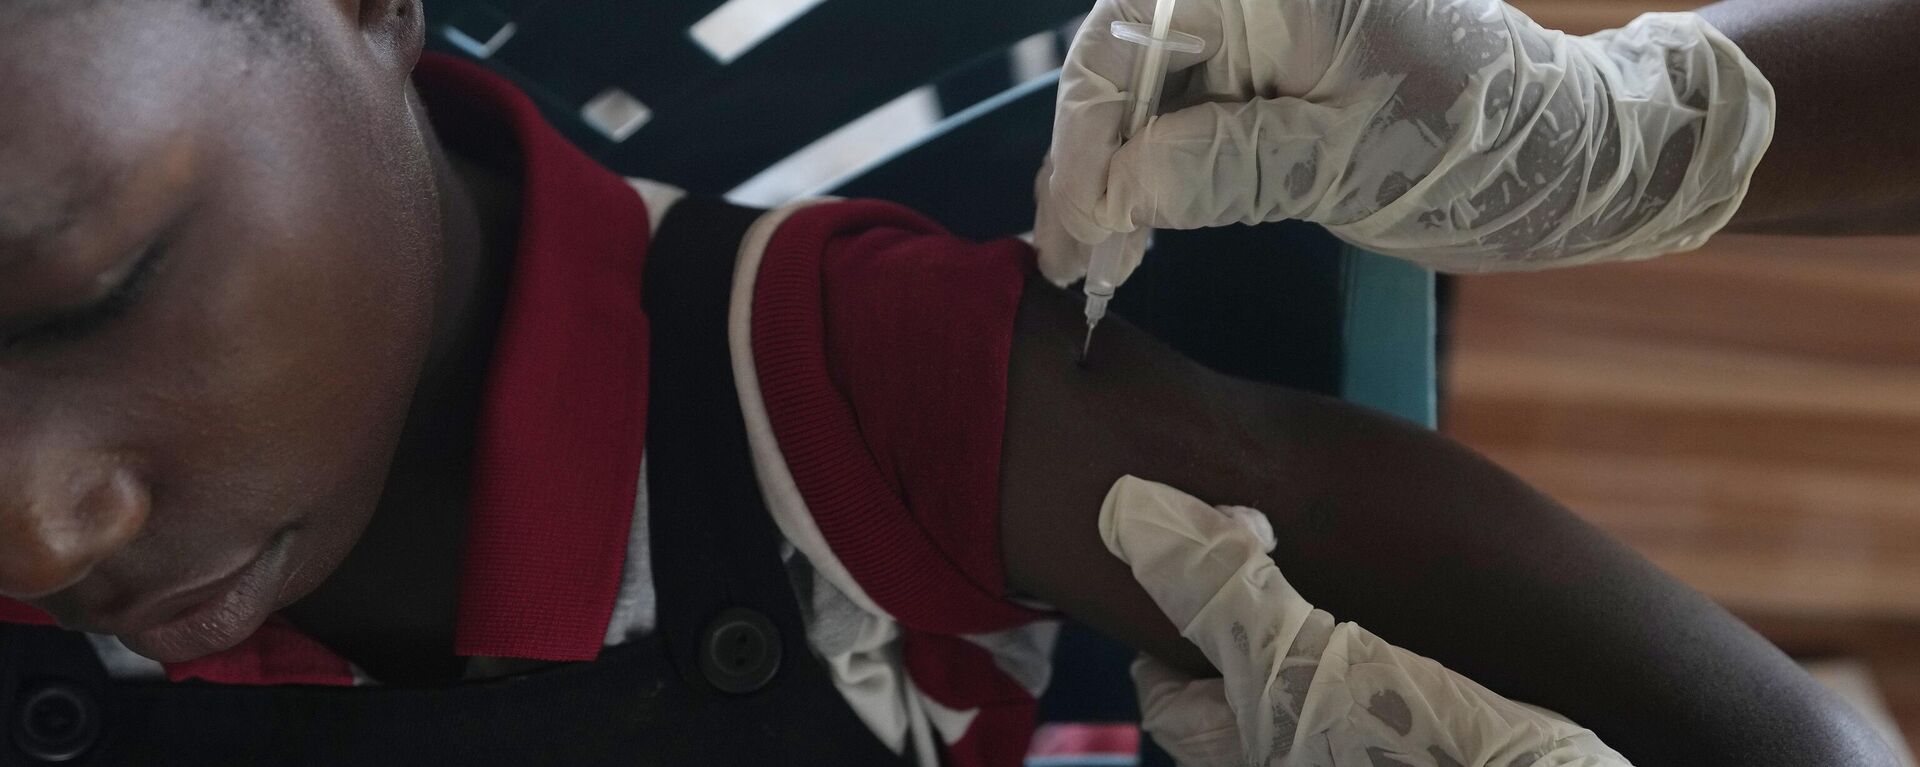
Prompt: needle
<box><xmin>1070</xmin><ymin>0</ymin><xmax>1200</xmax><ymax>366</ymax></box>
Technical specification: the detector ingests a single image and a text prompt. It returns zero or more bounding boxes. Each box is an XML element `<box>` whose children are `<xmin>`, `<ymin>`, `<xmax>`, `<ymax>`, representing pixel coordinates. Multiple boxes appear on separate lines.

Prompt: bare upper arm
<box><xmin>997</xmin><ymin>276</ymin><xmax>1897</xmax><ymax>766</ymax></box>
<box><xmin>996</xmin><ymin>273</ymin><xmax>1301</xmax><ymax>678</ymax></box>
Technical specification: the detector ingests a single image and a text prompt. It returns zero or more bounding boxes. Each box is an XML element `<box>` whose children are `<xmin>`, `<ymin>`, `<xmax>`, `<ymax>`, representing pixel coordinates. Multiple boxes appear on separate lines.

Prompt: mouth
<box><xmin>107</xmin><ymin>528</ymin><xmax>299</xmax><ymax>663</ymax></box>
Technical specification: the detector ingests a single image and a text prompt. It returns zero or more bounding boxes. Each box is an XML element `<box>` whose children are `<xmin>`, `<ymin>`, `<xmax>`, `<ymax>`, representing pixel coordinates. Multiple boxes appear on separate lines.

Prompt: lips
<box><xmin>54</xmin><ymin>529</ymin><xmax>299</xmax><ymax>663</ymax></box>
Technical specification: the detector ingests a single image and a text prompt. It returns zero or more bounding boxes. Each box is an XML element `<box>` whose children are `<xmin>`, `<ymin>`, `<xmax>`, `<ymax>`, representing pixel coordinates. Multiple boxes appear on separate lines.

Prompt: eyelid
<box><xmin>0</xmin><ymin>238</ymin><xmax>171</xmax><ymax>353</ymax></box>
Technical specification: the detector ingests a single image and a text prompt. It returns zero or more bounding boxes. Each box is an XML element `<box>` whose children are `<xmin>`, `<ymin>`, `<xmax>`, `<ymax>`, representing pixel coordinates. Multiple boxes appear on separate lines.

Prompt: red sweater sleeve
<box><xmin>751</xmin><ymin>200</ymin><xmax>1045</xmax><ymax>634</ymax></box>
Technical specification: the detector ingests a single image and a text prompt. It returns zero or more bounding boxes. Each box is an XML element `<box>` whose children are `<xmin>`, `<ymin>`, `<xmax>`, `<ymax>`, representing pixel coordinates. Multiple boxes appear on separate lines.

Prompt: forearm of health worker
<box><xmin>1035</xmin><ymin>0</ymin><xmax>1920</xmax><ymax>286</ymax></box>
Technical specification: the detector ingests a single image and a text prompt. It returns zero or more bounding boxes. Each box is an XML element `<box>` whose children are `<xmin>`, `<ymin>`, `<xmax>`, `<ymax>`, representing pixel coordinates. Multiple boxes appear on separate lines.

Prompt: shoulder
<box><xmin>730</xmin><ymin>198</ymin><xmax>1041</xmax><ymax>633</ymax></box>
<box><xmin>726</xmin><ymin>199</ymin><xmax>1057</xmax><ymax>767</ymax></box>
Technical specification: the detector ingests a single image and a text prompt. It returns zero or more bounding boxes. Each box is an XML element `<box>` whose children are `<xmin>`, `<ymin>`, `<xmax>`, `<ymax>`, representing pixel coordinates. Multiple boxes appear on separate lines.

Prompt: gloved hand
<box><xmin>1035</xmin><ymin>0</ymin><xmax>1776</xmax><ymax>285</ymax></box>
<box><xmin>1099</xmin><ymin>475</ymin><xmax>1633</xmax><ymax>766</ymax></box>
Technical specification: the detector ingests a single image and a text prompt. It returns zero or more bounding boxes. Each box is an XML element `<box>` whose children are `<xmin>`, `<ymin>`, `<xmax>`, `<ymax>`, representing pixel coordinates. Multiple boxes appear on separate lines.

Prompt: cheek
<box><xmin>116</xmin><ymin>155</ymin><xmax>443</xmax><ymax>589</ymax></box>
<box><xmin>88</xmin><ymin>62</ymin><xmax>449</xmax><ymax>598</ymax></box>
<box><xmin>188</xmin><ymin>231</ymin><xmax>432</xmax><ymax>498</ymax></box>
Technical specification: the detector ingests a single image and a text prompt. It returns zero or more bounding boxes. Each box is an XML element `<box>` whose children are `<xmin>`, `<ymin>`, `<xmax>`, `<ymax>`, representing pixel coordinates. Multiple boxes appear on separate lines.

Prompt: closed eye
<box><xmin>0</xmin><ymin>239</ymin><xmax>170</xmax><ymax>353</ymax></box>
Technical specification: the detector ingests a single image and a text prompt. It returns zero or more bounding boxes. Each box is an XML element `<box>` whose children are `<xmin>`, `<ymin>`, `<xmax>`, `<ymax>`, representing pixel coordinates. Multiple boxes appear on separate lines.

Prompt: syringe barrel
<box><xmin>1082</xmin><ymin>228</ymin><xmax>1147</xmax><ymax>325</ymax></box>
<box><xmin>1088</xmin><ymin>229</ymin><xmax>1146</xmax><ymax>291</ymax></box>
<box><xmin>1077</xmin><ymin>1</ymin><xmax>1200</xmax><ymax>332</ymax></box>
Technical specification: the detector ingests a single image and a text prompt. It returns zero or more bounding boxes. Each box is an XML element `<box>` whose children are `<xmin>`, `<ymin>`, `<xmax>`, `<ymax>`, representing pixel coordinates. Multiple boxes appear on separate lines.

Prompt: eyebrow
<box><xmin>0</xmin><ymin>139</ymin><xmax>190</xmax><ymax>277</ymax></box>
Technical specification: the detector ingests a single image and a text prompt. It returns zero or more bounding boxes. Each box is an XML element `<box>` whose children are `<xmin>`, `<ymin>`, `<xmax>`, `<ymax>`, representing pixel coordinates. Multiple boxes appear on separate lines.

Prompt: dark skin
<box><xmin>0</xmin><ymin>0</ymin><xmax>1900</xmax><ymax>763</ymax></box>
<box><xmin>0</xmin><ymin>0</ymin><xmax>519</xmax><ymax>682</ymax></box>
<box><xmin>1001</xmin><ymin>281</ymin><xmax>1899</xmax><ymax>765</ymax></box>
<box><xmin>0</xmin><ymin>0</ymin><xmax>470</xmax><ymax>668</ymax></box>
<box><xmin>273</xmin><ymin>149</ymin><xmax>520</xmax><ymax>684</ymax></box>
<box><xmin>1704</xmin><ymin>0</ymin><xmax>1920</xmax><ymax>235</ymax></box>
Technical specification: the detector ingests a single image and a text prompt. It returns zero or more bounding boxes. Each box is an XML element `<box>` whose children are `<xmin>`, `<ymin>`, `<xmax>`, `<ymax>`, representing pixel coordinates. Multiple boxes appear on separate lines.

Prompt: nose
<box><xmin>0</xmin><ymin>463</ymin><xmax>151</xmax><ymax>599</ymax></box>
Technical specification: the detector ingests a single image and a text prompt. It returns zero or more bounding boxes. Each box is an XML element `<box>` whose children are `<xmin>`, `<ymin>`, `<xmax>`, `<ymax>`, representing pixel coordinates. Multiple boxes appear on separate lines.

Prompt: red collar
<box><xmin>0</xmin><ymin>53</ymin><xmax>653</xmax><ymax>676</ymax></box>
<box><xmin>420</xmin><ymin>53</ymin><xmax>653</xmax><ymax>662</ymax></box>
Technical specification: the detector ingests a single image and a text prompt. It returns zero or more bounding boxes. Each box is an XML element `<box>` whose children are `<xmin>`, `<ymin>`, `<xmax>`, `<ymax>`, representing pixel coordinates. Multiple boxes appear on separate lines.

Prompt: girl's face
<box><xmin>0</xmin><ymin>0</ymin><xmax>443</xmax><ymax>662</ymax></box>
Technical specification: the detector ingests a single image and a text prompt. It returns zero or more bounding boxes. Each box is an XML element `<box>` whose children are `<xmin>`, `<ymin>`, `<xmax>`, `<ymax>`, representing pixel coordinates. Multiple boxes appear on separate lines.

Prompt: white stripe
<box><xmin>728</xmin><ymin>200</ymin><xmax>941</xmax><ymax>767</ymax></box>
<box><xmin>724</xmin><ymin>87</ymin><xmax>942</xmax><ymax>207</ymax></box>
<box><xmin>915</xmin><ymin>680</ymin><xmax>982</xmax><ymax>748</ymax></box>
<box><xmin>581</xmin><ymin>88</ymin><xmax>653</xmax><ymax>142</ymax></box>
<box><xmin>726</xmin><ymin>198</ymin><xmax>887</xmax><ymax>620</ymax></box>
<box><xmin>626</xmin><ymin>178</ymin><xmax>687</xmax><ymax>234</ymax></box>
<box><xmin>85</xmin><ymin>634</ymin><xmax>166</xmax><ymax>681</ymax></box>
<box><xmin>1008</xmin><ymin>32</ymin><xmax>1063</xmax><ymax>84</ymax></box>
<box><xmin>442</xmin><ymin>20</ymin><xmax>517</xmax><ymax>59</ymax></box>
<box><xmin>688</xmin><ymin>0</ymin><xmax>830</xmax><ymax>64</ymax></box>
<box><xmin>602</xmin><ymin>457</ymin><xmax>657</xmax><ymax>645</ymax></box>
<box><xmin>965</xmin><ymin>621</ymin><xmax>1062</xmax><ymax>697</ymax></box>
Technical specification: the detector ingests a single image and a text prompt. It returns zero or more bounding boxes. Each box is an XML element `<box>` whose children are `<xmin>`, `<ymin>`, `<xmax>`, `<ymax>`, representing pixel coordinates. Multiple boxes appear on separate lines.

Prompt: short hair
<box><xmin>196</xmin><ymin>0</ymin><xmax>306</xmax><ymax>44</ymax></box>
<box><xmin>3</xmin><ymin>0</ymin><xmax>302</xmax><ymax>44</ymax></box>
<box><xmin>196</xmin><ymin>0</ymin><xmax>292</xmax><ymax>29</ymax></box>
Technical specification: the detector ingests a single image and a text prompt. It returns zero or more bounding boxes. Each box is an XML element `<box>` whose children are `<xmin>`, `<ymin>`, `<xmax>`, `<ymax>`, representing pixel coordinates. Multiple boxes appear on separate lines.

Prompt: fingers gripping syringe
<box><xmin>1079</xmin><ymin>0</ymin><xmax>1205</xmax><ymax>363</ymax></box>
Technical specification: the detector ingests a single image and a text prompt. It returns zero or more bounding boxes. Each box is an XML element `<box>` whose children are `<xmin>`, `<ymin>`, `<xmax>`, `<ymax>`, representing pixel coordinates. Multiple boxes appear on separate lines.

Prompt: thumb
<box><xmin>1098</xmin><ymin>96</ymin><xmax>1360</xmax><ymax>233</ymax></box>
<box><xmin>1098</xmin><ymin>476</ymin><xmax>1319</xmax><ymax>762</ymax></box>
<box><xmin>1046</xmin><ymin>0</ymin><xmax>1223</xmax><ymax>250</ymax></box>
<box><xmin>1131</xmin><ymin>655</ymin><xmax>1246</xmax><ymax>767</ymax></box>
<box><xmin>1098</xmin><ymin>476</ymin><xmax>1289</xmax><ymax>634</ymax></box>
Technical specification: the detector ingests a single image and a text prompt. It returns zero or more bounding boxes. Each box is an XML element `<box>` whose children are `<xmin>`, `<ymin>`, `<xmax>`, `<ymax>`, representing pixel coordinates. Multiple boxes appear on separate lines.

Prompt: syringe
<box><xmin>1079</xmin><ymin>0</ymin><xmax>1203</xmax><ymax>364</ymax></box>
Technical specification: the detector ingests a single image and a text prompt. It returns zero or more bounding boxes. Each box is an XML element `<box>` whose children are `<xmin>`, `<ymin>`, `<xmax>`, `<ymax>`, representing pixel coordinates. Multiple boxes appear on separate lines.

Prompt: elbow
<box><xmin>1728</xmin><ymin>684</ymin><xmax>1906</xmax><ymax>767</ymax></box>
<box><xmin>1801</xmin><ymin>698</ymin><xmax>1904</xmax><ymax>767</ymax></box>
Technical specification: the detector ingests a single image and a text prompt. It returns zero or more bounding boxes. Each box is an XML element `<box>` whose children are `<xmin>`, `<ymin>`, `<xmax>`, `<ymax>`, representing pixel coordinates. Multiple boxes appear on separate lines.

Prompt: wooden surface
<box><xmin>1447</xmin><ymin>236</ymin><xmax>1920</xmax><ymax>619</ymax></box>
<box><xmin>1444</xmin><ymin>233</ymin><xmax>1920</xmax><ymax>748</ymax></box>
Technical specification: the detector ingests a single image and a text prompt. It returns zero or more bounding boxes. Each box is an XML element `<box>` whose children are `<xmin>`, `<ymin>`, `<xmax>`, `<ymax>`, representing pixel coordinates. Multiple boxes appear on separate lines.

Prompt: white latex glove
<box><xmin>1035</xmin><ymin>0</ymin><xmax>1776</xmax><ymax>285</ymax></box>
<box><xmin>1099</xmin><ymin>475</ymin><xmax>1633</xmax><ymax>766</ymax></box>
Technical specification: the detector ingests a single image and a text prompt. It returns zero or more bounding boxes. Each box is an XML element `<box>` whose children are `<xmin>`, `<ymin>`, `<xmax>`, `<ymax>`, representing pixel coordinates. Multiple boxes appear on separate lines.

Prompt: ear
<box><xmin>352</xmin><ymin>0</ymin><xmax>425</xmax><ymax>82</ymax></box>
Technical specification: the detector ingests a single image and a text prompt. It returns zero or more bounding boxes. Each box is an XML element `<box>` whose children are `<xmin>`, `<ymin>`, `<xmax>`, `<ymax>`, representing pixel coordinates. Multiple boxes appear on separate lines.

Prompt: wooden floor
<box><xmin>1444</xmin><ymin>233</ymin><xmax>1920</xmax><ymax>752</ymax></box>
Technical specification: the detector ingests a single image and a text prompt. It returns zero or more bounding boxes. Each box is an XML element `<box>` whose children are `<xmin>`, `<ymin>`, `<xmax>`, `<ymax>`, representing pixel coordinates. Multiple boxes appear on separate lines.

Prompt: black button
<box><xmin>699</xmin><ymin>607</ymin><xmax>781</xmax><ymax>694</ymax></box>
<box><xmin>13</xmin><ymin>682</ymin><xmax>99</xmax><ymax>763</ymax></box>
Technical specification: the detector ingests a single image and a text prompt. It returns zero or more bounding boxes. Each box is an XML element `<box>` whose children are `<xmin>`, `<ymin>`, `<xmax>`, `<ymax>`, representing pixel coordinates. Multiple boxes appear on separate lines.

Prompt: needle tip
<box><xmin>1078</xmin><ymin>326</ymin><xmax>1095</xmax><ymax>367</ymax></box>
